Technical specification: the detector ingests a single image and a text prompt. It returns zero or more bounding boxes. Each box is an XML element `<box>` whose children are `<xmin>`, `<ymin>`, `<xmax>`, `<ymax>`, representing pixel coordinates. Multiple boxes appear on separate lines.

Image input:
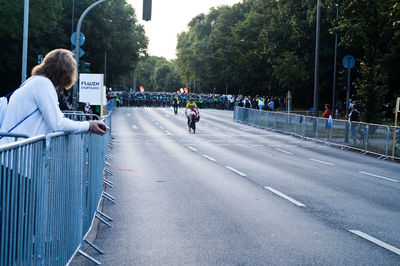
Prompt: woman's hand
<box><xmin>89</xmin><ymin>121</ymin><xmax>109</xmax><ymax>136</ymax></box>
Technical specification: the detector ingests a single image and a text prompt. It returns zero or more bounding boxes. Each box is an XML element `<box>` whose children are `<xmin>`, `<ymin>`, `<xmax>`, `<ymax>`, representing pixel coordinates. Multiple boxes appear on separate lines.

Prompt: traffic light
<box><xmin>143</xmin><ymin>0</ymin><xmax>152</xmax><ymax>21</ymax></box>
<box><xmin>79</xmin><ymin>61</ymin><xmax>90</xmax><ymax>73</ymax></box>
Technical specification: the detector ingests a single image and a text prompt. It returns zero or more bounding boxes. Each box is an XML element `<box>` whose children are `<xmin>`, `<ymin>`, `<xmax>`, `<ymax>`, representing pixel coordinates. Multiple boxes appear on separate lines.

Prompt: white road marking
<box><xmin>225</xmin><ymin>131</ymin><xmax>236</xmax><ymax>136</ymax></box>
<box><xmin>187</xmin><ymin>146</ymin><xmax>197</xmax><ymax>152</ymax></box>
<box><xmin>159</xmin><ymin>126</ymin><xmax>164</xmax><ymax>130</ymax></box>
<box><xmin>225</xmin><ymin>166</ymin><xmax>247</xmax><ymax>177</ymax></box>
<box><xmin>358</xmin><ymin>171</ymin><xmax>398</xmax><ymax>183</ymax></box>
<box><xmin>165</xmin><ymin>130</ymin><xmax>172</xmax><ymax>135</ymax></box>
<box><xmin>126</xmin><ymin>113</ymin><xmax>131</xmax><ymax>117</ymax></box>
<box><xmin>349</xmin><ymin>230</ymin><xmax>400</xmax><ymax>256</ymax></box>
<box><xmin>131</xmin><ymin>125</ymin><xmax>138</xmax><ymax>130</ymax></box>
<box><xmin>309</xmin><ymin>158</ymin><xmax>334</xmax><ymax>166</ymax></box>
<box><xmin>239</xmin><ymin>127</ymin><xmax>252</xmax><ymax>132</ymax></box>
<box><xmin>275</xmin><ymin>148</ymin><xmax>293</xmax><ymax>155</ymax></box>
<box><xmin>202</xmin><ymin>155</ymin><xmax>216</xmax><ymax>162</ymax></box>
<box><xmin>251</xmin><ymin>144</ymin><xmax>264</xmax><ymax>147</ymax></box>
<box><xmin>264</xmin><ymin>187</ymin><xmax>306</xmax><ymax>207</ymax></box>
<box><xmin>156</xmin><ymin>122</ymin><xmax>159</xmax><ymax>126</ymax></box>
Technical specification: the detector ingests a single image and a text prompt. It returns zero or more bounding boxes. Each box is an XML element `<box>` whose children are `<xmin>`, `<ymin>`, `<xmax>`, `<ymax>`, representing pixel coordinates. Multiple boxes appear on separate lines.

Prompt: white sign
<box><xmin>397</xmin><ymin>97</ymin><xmax>400</xmax><ymax>112</ymax></box>
<box><xmin>79</xmin><ymin>73</ymin><xmax>106</xmax><ymax>105</ymax></box>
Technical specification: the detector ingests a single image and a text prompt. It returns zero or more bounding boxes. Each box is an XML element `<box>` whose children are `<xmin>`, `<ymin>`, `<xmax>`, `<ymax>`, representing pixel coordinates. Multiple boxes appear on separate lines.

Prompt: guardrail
<box><xmin>234</xmin><ymin>106</ymin><xmax>400</xmax><ymax>160</ymax></box>
<box><xmin>0</xmin><ymin>114</ymin><xmax>113</xmax><ymax>265</ymax></box>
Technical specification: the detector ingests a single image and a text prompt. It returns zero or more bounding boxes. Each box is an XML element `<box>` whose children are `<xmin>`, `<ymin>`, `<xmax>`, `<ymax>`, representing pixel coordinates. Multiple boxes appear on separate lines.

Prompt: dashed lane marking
<box><xmin>225</xmin><ymin>166</ymin><xmax>247</xmax><ymax>177</ymax></box>
<box><xmin>275</xmin><ymin>148</ymin><xmax>293</xmax><ymax>155</ymax></box>
<box><xmin>264</xmin><ymin>187</ymin><xmax>306</xmax><ymax>207</ymax></box>
<box><xmin>309</xmin><ymin>158</ymin><xmax>334</xmax><ymax>166</ymax></box>
<box><xmin>202</xmin><ymin>155</ymin><xmax>216</xmax><ymax>162</ymax></box>
<box><xmin>349</xmin><ymin>230</ymin><xmax>400</xmax><ymax>256</ymax></box>
<box><xmin>187</xmin><ymin>146</ymin><xmax>197</xmax><ymax>152</ymax></box>
<box><xmin>165</xmin><ymin>130</ymin><xmax>172</xmax><ymax>135</ymax></box>
<box><xmin>131</xmin><ymin>125</ymin><xmax>138</xmax><ymax>130</ymax></box>
<box><xmin>358</xmin><ymin>171</ymin><xmax>398</xmax><ymax>183</ymax></box>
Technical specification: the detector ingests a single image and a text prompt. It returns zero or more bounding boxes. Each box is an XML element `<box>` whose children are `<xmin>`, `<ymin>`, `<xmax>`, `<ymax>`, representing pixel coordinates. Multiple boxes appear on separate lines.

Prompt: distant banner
<box><xmin>79</xmin><ymin>73</ymin><xmax>105</xmax><ymax>105</ymax></box>
<box><xmin>184</xmin><ymin>87</ymin><xmax>189</xmax><ymax>93</ymax></box>
<box><xmin>139</xmin><ymin>86</ymin><xmax>145</xmax><ymax>93</ymax></box>
<box><xmin>176</xmin><ymin>90</ymin><xmax>180</xmax><ymax>94</ymax></box>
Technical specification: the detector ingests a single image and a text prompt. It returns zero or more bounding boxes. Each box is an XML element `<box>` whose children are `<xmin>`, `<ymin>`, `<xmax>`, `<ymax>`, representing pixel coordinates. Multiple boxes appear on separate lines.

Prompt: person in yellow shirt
<box><xmin>186</xmin><ymin>97</ymin><xmax>198</xmax><ymax>123</ymax></box>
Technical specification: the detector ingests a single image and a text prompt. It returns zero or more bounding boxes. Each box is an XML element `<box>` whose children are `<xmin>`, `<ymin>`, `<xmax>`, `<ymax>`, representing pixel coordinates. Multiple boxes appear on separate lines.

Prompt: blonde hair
<box><xmin>31</xmin><ymin>49</ymin><xmax>77</xmax><ymax>89</ymax></box>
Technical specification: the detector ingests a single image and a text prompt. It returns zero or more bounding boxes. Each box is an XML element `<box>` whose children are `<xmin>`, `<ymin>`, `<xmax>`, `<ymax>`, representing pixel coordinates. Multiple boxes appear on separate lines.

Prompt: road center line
<box><xmin>275</xmin><ymin>148</ymin><xmax>293</xmax><ymax>155</ymax></box>
<box><xmin>264</xmin><ymin>187</ymin><xmax>306</xmax><ymax>207</ymax></box>
<box><xmin>225</xmin><ymin>166</ymin><xmax>247</xmax><ymax>177</ymax></box>
<box><xmin>309</xmin><ymin>158</ymin><xmax>334</xmax><ymax>166</ymax></box>
<box><xmin>349</xmin><ymin>230</ymin><xmax>400</xmax><ymax>256</ymax></box>
<box><xmin>358</xmin><ymin>171</ymin><xmax>398</xmax><ymax>183</ymax></box>
<box><xmin>187</xmin><ymin>146</ymin><xmax>197</xmax><ymax>152</ymax></box>
<box><xmin>202</xmin><ymin>155</ymin><xmax>216</xmax><ymax>162</ymax></box>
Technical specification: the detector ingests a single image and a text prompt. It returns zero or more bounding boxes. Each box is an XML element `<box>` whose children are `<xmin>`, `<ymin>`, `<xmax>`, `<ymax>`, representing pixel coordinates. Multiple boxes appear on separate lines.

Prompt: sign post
<box><xmin>342</xmin><ymin>55</ymin><xmax>355</xmax><ymax>118</ymax></box>
<box><xmin>392</xmin><ymin>97</ymin><xmax>400</xmax><ymax>158</ymax></box>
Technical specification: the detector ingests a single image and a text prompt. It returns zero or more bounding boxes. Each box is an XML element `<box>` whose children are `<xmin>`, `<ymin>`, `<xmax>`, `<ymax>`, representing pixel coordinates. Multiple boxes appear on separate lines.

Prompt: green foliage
<box><xmin>0</xmin><ymin>0</ymin><xmax>147</xmax><ymax>94</ymax></box>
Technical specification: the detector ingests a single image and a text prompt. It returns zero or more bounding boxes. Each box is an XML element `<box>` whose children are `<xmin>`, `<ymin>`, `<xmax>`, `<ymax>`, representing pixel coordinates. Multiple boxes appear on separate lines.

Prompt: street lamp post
<box><xmin>21</xmin><ymin>0</ymin><xmax>29</xmax><ymax>83</ymax></box>
<box><xmin>72</xmin><ymin>0</ymin><xmax>109</xmax><ymax>110</ymax></box>
<box><xmin>313</xmin><ymin>0</ymin><xmax>321</xmax><ymax>118</ymax></box>
<box><xmin>332</xmin><ymin>3</ymin><xmax>339</xmax><ymax>118</ymax></box>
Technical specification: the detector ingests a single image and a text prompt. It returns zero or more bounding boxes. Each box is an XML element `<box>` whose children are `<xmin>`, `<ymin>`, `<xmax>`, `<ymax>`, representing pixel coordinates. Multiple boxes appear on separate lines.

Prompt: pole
<box><xmin>71</xmin><ymin>0</ymin><xmax>75</xmax><ymax>50</ymax></box>
<box><xmin>345</xmin><ymin>68</ymin><xmax>351</xmax><ymax>118</ymax></box>
<box><xmin>21</xmin><ymin>0</ymin><xmax>29</xmax><ymax>83</ymax></box>
<box><xmin>392</xmin><ymin>97</ymin><xmax>399</xmax><ymax>158</ymax></box>
<box><xmin>332</xmin><ymin>4</ymin><xmax>339</xmax><ymax>118</ymax></box>
<box><xmin>313</xmin><ymin>0</ymin><xmax>321</xmax><ymax>118</ymax></box>
<box><xmin>72</xmin><ymin>0</ymin><xmax>108</xmax><ymax>110</ymax></box>
<box><xmin>104</xmin><ymin>50</ymin><xmax>107</xmax><ymax>87</ymax></box>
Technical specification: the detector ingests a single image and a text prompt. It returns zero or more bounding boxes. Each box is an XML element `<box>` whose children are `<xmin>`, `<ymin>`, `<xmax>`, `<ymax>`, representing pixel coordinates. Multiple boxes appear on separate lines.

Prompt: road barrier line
<box><xmin>349</xmin><ymin>230</ymin><xmax>400</xmax><ymax>256</ymax></box>
<box><xmin>309</xmin><ymin>158</ymin><xmax>334</xmax><ymax>166</ymax></box>
<box><xmin>202</xmin><ymin>155</ymin><xmax>216</xmax><ymax>162</ymax></box>
<box><xmin>275</xmin><ymin>148</ymin><xmax>293</xmax><ymax>155</ymax></box>
<box><xmin>264</xmin><ymin>187</ymin><xmax>306</xmax><ymax>207</ymax></box>
<box><xmin>358</xmin><ymin>171</ymin><xmax>398</xmax><ymax>183</ymax></box>
<box><xmin>226</xmin><ymin>166</ymin><xmax>247</xmax><ymax>177</ymax></box>
<box><xmin>187</xmin><ymin>146</ymin><xmax>197</xmax><ymax>152</ymax></box>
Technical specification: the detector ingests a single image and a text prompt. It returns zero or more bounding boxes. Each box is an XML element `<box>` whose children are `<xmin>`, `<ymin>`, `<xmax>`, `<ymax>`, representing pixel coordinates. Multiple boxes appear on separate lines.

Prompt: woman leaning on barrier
<box><xmin>0</xmin><ymin>49</ymin><xmax>109</xmax><ymax>145</ymax></box>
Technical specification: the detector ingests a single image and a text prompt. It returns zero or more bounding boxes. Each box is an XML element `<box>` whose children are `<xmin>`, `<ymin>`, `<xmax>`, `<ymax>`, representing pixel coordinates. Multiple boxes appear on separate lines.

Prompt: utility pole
<box><xmin>313</xmin><ymin>0</ymin><xmax>321</xmax><ymax>118</ymax></box>
<box><xmin>332</xmin><ymin>3</ymin><xmax>339</xmax><ymax>117</ymax></box>
<box><xmin>21</xmin><ymin>0</ymin><xmax>29</xmax><ymax>83</ymax></box>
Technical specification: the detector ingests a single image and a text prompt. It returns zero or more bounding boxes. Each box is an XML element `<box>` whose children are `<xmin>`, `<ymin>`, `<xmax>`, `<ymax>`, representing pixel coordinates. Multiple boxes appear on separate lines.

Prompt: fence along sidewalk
<box><xmin>234</xmin><ymin>106</ymin><xmax>400</xmax><ymax>160</ymax></box>
<box><xmin>0</xmin><ymin>114</ymin><xmax>112</xmax><ymax>265</ymax></box>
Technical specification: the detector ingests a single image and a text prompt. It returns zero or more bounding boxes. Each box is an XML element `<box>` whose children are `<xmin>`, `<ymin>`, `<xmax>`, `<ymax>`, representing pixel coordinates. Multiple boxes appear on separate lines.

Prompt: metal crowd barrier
<box><xmin>234</xmin><ymin>106</ymin><xmax>400</xmax><ymax>160</ymax></box>
<box><xmin>0</xmin><ymin>114</ymin><xmax>113</xmax><ymax>265</ymax></box>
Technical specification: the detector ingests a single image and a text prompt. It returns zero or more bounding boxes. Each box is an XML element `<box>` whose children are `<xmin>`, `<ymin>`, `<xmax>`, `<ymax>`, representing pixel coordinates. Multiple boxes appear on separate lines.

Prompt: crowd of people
<box><xmin>109</xmin><ymin>91</ymin><xmax>286</xmax><ymax>112</ymax></box>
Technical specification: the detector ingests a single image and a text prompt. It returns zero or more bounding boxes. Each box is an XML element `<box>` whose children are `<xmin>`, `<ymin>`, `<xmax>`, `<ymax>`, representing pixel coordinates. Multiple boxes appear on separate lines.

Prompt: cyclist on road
<box><xmin>186</xmin><ymin>97</ymin><xmax>199</xmax><ymax>124</ymax></box>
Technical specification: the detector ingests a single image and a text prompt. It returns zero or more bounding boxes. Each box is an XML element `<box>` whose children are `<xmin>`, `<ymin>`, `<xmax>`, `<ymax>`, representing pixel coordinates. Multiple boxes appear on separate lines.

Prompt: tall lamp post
<box><xmin>21</xmin><ymin>0</ymin><xmax>29</xmax><ymax>83</ymax></box>
<box><xmin>72</xmin><ymin>0</ymin><xmax>109</xmax><ymax>110</ymax></box>
<box><xmin>313</xmin><ymin>0</ymin><xmax>321</xmax><ymax>118</ymax></box>
<box><xmin>332</xmin><ymin>3</ymin><xmax>339</xmax><ymax>117</ymax></box>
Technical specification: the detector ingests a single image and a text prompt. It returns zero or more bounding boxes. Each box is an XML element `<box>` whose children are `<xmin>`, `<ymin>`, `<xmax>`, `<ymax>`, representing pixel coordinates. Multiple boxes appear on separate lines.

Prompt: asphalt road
<box><xmin>72</xmin><ymin>107</ymin><xmax>400</xmax><ymax>265</ymax></box>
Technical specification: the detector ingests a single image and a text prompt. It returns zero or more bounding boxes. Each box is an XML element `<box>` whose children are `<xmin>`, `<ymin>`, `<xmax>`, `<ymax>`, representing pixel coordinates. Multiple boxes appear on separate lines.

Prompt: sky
<box><xmin>127</xmin><ymin>0</ymin><xmax>243</xmax><ymax>60</ymax></box>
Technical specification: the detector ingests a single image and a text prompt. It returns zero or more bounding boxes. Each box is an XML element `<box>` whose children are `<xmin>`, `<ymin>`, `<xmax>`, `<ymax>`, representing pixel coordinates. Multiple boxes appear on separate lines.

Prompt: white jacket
<box><xmin>0</xmin><ymin>75</ymin><xmax>89</xmax><ymax>145</ymax></box>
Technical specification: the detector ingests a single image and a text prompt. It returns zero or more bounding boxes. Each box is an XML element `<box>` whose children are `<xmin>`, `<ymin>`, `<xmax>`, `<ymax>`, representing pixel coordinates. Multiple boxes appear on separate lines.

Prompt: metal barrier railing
<box><xmin>234</xmin><ymin>106</ymin><xmax>400</xmax><ymax>160</ymax></box>
<box><xmin>0</xmin><ymin>114</ymin><xmax>113</xmax><ymax>265</ymax></box>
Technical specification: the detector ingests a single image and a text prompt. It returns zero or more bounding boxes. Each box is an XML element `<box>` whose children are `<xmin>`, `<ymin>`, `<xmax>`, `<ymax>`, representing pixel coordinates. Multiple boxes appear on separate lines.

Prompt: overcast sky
<box><xmin>127</xmin><ymin>0</ymin><xmax>242</xmax><ymax>60</ymax></box>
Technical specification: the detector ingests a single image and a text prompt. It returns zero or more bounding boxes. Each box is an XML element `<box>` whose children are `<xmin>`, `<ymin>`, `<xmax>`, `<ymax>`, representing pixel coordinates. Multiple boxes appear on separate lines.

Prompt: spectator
<box><xmin>0</xmin><ymin>49</ymin><xmax>109</xmax><ymax>145</ymax></box>
<box><xmin>349</xmin><ymin>104</ymin><xmax>360</xmax><ymax>144</ymax></box>
<box><xmin>323</xmin><ymin>104</ymin><xmax>333</xmax><ymax>140</ymax></box>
